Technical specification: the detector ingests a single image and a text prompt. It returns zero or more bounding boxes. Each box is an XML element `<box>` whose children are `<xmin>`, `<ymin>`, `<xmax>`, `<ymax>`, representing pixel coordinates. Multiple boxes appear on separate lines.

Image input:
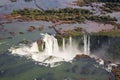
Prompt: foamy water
<box><xmin>8</xmin><ymin>33</ymin><xmax>118</xmax><ymax>72</ymax></box>
<box><xmin>9</xmin><ymin>33</ymin><xmax>91</xmax><ymax>66</ymax></box>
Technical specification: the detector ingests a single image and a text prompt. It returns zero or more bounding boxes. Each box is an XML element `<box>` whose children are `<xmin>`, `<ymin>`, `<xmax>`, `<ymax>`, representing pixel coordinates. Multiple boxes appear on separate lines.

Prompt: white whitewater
<box><xmin>9</xmin><ymin>33</ymin><xmax>90</xmax><ymax>66</ymax></box>
<box><xmin>84</xmin><ymin>34</ymin><xmax>87</xmax><ymax>55</ymax></box>
<box><xmin>87</xmin><ymin>35</ymin><xmax>90</xmax><ymax>55</ymax></box>
<box><xmin>10</xmin><ymin>42</ymin><xmax>39</xmax><ymax>56</ymax></box>
<box><xmin>69</xmin><ymin>36</ymin><xmax>72</xmax><ymax>48</ymax></box>
<box><xmin>30</xmin><ymin>42</ymin><xmax>39</xmax><ymax>53</ymax></box>
<box><xmin>43</xmin><ymin>34</ymin><xmax>59</xmax><ymax>55</ymax></box>
<box><xmin>9</xmin><ymin>33</ymin><xmax>117</xmax><ymax>72</ymax></box>
<box><xmin>84</xmin><ymin>34</ymin><xmax>90</xmax><ymax>55</ymax></box>
<box><xmin>62</xmin><ymin>38</ymin><xmax>65</xmax><ymax>51</ymax></box>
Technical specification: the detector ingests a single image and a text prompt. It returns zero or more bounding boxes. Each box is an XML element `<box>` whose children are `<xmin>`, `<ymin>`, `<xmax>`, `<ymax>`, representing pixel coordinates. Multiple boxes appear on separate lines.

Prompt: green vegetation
<box><xmin>87</xmin><ymin>15</ymin><xmax>117</xmax><ymax>24</ymax></box>
<box><xmin>55</xmin><ymin>36</ymin><xmax>63</xmax><ymax>47</ymax></box>
<box><xmin>76</xmin><ymin>0</ymin><xmax>85</xmax><ymax>6</ymax></box>
<box><xmin>38</xmin><ymin>44</ymin><xmax>43</xmax><ymax>51</ymax></box>
<box><xmin>92</xmin><ymin>30</ymin><xmax>120</xmax><ymax>37</ymax></box>
<box><xmin>0</xmin><ymin>54</ymin><xmax>111</xmax><ymax>80</ymax></box>
<box><xmin>64</xmin><ymin>30</ymin><xmax>83</xmax><ymax>37</ymax></box>
<box><xmin>10</xmin><ymin>0</ymin><xmax>17</xmax><ymax>2</ymax></box>
<box><xmin>24</xmin><ymin>0</ymin><xmax>33</xmax><ymax>2</ymax></box>
<box><xmin>12</xmin><ymin>8</ymin><xmax>91</xmax><ymax>23</ymax></box>
<box><xmin>90</xmin><ymin>35</ymin><xmax>120</xmax><ymax>61</ymax></box>
<box><xmin>83</xmin><ymin>0</ymin><xmax>120</xmax><ymax>2</ymax></box>
<box><xmin>37</xmin><ymin>40</ymin><xmax>44</xmax><ymax>51</ymax></box>
<box><xmin>77</xmin><ymin>0</ymin><xmax>120</xmax><ymax>11</ymax></box>
<box><xmin>55</xmin><ymin>27</ymin><xmax>83</xmax><ymax>46</ymax></box>
<box><xmin>19</xmin><ymin>40</ymin><xmax>30</xmax><ymax>44</ymax></box>
<box><xmin>11</xmin><ymin>8</ymin><xmax>117</xmax><ymax>25</ymax></box>
<box><xmin>102</xmin><ymin>2</ymin><xmax>120</xmax><ymax>12</ymax></box>
<box><xmin>108</xmin><ymin>40</ymin><xmax>120</xmax><ymax>59</ymax></box>
<box><xmin>10</xmin><ymin>0</ymin><xmax>33</xmax><ymax>2</ymax></box>
<box><xmin>77</xmin><ymin>0</ymin><xmax>120</xmax><ymax>4</ymax></box>
<box><xmin>77</xmin><ymin>0</ymin><xmax>120</xmax><ymax>13</ymax></box>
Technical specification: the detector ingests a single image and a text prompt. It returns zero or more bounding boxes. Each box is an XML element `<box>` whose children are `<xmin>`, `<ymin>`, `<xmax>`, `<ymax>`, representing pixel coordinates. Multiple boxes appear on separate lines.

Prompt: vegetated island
<box><xmin>9</xmin><ymin>7</ymin><xmax>120</xmax><ymax>36</ymax></box>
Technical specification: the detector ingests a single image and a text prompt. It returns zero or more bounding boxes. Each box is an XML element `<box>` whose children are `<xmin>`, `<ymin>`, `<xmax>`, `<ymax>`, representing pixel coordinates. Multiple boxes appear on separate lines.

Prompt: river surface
<box><xmin>0</xmin><ymin>52</ymin><xmax>115</xmax><ymax>80</ymax></box>
<box><xmin>0</xmin><ymin>21</ymin><xmax>118</xmax><ymax>80</ymax></box>
<box><xmin>0</xmin><ymin>20</ymin><xmax>115</xmax><ymax>53</ymax></box>
<box><xmin>0</xmin><ymin>1</ymin><xmax>120</xmax><ymax>80</ymax></box>
<box><xmin>0</xmin><ymin>0</ymin><xmax>78</xmax><ymax>14</ymax></box>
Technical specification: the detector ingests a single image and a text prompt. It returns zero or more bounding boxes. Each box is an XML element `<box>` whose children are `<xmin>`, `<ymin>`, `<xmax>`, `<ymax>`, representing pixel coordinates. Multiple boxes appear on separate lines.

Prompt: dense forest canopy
<box><xmin>10</xmin><ymin>0</ymin><xmax>120</xmax><ymax>3</ymax></box>
<box><xmin>10</xmin><ymin>0</ymin><xmax>33</xmax><ymax>2</ymax></box>
<box><xmin>83</xmin><ymin>0</ymin><xmax>120</xmax><ymax>2</ymax></box>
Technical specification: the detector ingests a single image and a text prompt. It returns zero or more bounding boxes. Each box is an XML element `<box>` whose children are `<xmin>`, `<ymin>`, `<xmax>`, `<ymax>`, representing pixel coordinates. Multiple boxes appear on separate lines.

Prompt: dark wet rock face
<box><xmin>112</xmin><ymin>64</ymin><xmax>120</xmax><ymax>80</ymax></box>
<box><xmin>71</xmin><ymin>65</ymin><xmax>78</xmax><ymax>73</ymax></box>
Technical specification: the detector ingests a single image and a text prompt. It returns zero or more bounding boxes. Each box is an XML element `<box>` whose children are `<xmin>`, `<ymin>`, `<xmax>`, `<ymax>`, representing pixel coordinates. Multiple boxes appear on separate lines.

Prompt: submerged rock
<box><xmin>39</xmin><ymin>26</ymin><xmax>44</xmax><ymax>31</ymax></box>
<box><xmin>9</xmin><ymin>32</ymin><xmax>16</xmax><ymax>36</ymax></box>
<box><xmin>19</xmin><ymin>40</ymin><xmax>30</xmax><ymax>44</ymax></box>
<box><xmin>19</xmin><ymin>32</ymin><xmax>24</xmax><ymax>34</ymax></box>
<box><xmin>27</xmin><ymin>26</ymin><xmax>36</xmax><ymax>32</ymax></box>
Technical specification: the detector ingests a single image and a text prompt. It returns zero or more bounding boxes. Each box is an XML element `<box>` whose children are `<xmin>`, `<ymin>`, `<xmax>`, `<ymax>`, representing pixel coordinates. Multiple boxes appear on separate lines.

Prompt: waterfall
<box><xmin>9</xmin><ymin>33</ymin><xmax>91</xmax><ymax>66</ymax></box>
<box><xmin>9</xmin><ymin>42</ymin><xmax>39</xmax><ymax>56</ymax></box>
<box><xmin>69</xmin><ymin>36</ymin><xmax>72</xmax><ymax>48</ymax></box>
<box><xmin>87</xmin><ymin>35</ymin><xmax>90</xmax><ymax>55</ymax></box>
<box><xmin>53</xmin><ymin>36</ymin><xmax>59</xmax><ymax>53</ymax></box>
<box><xmin>84</xmin><ymin>34</ymin><xmax>90</xmax><ymax>55</ymax></box>
<box><xmin>84</xmin><ymin>34</ymin><xmax>87</xmax><ymax>55</ymax></box>
<box><xmin>43</xmin><ymin>33</ymin><xmax>59</xmax><ymax>55</ymax></box>
<box><xmin>62</xmin><ymin>38</ymin><xmax>65</xmax><ymax>51</ymax></box>
<box><xmin>30</xmin><ymin>42</ymin><xmax>39</xmax><ymax>53</ymax></box>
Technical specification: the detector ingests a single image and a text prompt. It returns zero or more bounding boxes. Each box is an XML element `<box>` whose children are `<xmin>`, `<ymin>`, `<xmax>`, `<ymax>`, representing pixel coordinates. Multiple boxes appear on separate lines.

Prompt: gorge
<box><xmin>9</xmin><ymin>33</ymin><xmax>91</xmax><ymax>66</ymax></box>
